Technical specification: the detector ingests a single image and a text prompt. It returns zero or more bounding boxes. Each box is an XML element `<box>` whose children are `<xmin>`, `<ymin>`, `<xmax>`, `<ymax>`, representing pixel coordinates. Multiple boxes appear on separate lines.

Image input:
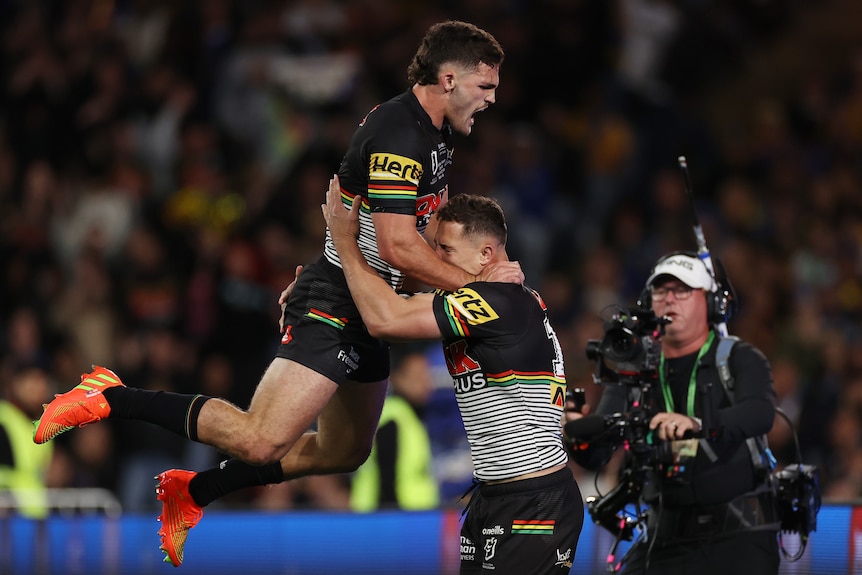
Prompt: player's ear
<box><xmin>439</xmin><ymin>68</ymin><xmax>455</xmax><ymax>93</ymax></box>
<box><xmin>479</xmin><ymin>243</ymin><xmax>495</xmax><ymax>264</ymax></box>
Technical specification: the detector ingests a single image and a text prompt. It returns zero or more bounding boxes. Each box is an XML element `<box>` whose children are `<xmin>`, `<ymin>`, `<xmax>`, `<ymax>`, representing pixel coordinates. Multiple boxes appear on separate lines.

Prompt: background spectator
<box><xmin>1</xmin><ymin>0</ymin><xmax>860</xmax><ymax>509</ymax></box>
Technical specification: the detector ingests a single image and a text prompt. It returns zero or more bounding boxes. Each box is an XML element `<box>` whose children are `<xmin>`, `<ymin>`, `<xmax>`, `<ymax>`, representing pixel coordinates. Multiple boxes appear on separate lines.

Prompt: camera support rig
<box><xmin>576</xmin><ymin>306</ymin><xmax>672</xmax><ymax>565</ymax></box>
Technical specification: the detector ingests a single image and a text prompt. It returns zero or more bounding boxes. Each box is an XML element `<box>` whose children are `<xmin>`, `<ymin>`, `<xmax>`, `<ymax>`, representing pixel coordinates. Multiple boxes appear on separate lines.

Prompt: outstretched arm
<box><xmin>323</xmin><ymin>176</ymin><xmax>442</xmax><ymax>342</ymax></box>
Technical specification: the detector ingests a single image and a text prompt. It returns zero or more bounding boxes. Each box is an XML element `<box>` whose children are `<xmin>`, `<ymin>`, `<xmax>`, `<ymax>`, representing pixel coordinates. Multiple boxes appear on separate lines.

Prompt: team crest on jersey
<box><xmin>551</xmin><ymin>383</ymin><xmax>566</xmax><ymax>407</ymax></box>
<box><xmin>446</xmin><ymin>288</ymin><xmax>499</xmax><ymax>325</ymax></box>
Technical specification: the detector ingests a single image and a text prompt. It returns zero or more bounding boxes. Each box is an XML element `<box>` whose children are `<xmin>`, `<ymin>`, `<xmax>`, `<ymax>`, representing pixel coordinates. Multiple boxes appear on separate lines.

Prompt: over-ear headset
<box><xmin>637</xmin><ymin>250</ymin><xmax>737</xmax><ymax>325</ymax></box>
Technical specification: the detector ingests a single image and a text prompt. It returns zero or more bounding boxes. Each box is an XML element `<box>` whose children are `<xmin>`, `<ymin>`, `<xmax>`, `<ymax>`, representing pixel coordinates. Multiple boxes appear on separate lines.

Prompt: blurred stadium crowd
<box><xmin>1</xmin><ymin>0</ymin><xmax>861</xmax><ymax>512</ymax></box>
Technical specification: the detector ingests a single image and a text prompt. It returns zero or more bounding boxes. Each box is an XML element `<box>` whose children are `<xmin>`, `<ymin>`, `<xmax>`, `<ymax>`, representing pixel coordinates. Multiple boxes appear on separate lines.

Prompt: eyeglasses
<box><xmin>650</xmin><ymin>285</ymin><xmax>695</xmax><ymax>301</ymax></box>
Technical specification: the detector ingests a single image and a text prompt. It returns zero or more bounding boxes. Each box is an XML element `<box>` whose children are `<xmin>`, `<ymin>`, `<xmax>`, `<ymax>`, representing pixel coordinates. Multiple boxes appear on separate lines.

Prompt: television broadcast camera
<box><xmin>584</xmin><ymin>304</ymin><xmax>668</xmax><ymax>386</ymax></box>
<box><xmin>566</xmin><ymin>305</ymin><xmax>673</xmax><ymax>542</ymax></box>
<box><xmin>565</xmin><ymin>305</ymin><xmax>821</xmax><ymax>566</ymax></box>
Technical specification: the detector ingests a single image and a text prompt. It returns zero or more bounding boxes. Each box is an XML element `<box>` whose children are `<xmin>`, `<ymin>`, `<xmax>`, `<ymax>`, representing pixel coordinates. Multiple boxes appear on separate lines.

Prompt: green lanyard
<box><xmin>659</xmin><ymin>331</ymin><xmax>715</xmax><ymax>417</ymax></box>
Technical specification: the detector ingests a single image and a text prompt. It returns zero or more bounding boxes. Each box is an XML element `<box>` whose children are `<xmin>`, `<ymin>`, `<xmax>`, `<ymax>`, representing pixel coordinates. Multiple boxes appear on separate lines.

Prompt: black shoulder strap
<box><xmin>715</xmin><ymin>336</ymin><xmax>740</xmax><ymax>393</ymax></box>
<box><xmin>715</xmin><ymin>336</ymin><xmax>775</xmax><ymax>475</ymax></box>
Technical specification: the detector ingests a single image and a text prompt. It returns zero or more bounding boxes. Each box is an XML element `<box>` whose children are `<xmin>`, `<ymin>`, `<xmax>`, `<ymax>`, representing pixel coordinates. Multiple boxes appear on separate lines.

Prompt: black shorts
<box><xmin>460</xmin><ymin>467</ymin><xmax>584</xmax><ymax>575</ymax></box>
<box><xmin>276</xmin><ymin>256</ymin><xmax>390</xmax><ymax>384</ymax></box>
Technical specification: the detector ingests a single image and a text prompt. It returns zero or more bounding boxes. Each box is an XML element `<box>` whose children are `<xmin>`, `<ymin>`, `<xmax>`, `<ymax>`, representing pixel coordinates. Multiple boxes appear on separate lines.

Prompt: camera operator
<box><xmin>566</xmin><ymin>252</ymin><xmax>780</xmax><ymax>574</ymax></box>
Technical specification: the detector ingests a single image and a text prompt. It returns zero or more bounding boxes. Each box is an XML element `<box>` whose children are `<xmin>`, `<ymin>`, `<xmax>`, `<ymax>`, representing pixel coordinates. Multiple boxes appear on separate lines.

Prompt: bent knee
<box><xmin>236</xmin><ymin>437</ymin><xmax>287</xmax><ymax>466</ymax></box>
<box><xmin>338</xmin><ymin>444</ymin><xmax>373</xmax><ymax>472</ymax></box>
<box><xmin>315</xmin><ymin>441</ymin><xmax>373</xmax><ymax>474</ymax></box>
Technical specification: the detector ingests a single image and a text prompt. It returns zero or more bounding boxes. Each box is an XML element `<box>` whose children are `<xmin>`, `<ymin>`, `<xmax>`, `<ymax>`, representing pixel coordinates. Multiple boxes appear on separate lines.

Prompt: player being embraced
<box><xmin>323</xmin><ymin>176</ymin><xmax>583</xmax><ymax>575</ymax></box>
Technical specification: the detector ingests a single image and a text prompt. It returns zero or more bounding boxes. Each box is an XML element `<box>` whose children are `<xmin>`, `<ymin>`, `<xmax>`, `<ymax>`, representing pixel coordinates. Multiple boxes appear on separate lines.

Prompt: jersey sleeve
<box><xmin>432</xmin><ymin>283</ymin><xmax>523</xmax><ymax>341</ymax></box>
<box><xmin>359</xmin><ymin>104</ymin><xmax>426</xmax><ymax>216</ymax></box>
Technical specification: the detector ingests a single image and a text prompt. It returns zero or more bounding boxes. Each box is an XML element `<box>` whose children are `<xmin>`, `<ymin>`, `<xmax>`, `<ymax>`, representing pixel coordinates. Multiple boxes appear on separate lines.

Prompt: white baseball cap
<box><xmin>646</xmin><ymin>253</ymin><xmax>717</xmax><ymax>292</ymax></box>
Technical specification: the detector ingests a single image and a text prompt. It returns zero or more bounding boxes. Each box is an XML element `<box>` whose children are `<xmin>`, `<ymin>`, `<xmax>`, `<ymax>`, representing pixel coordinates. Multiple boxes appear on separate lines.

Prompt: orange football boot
<box><xmin>33</xmin><ymin>365</ymin><xmax>124</xmax><ymax>444</ymax></box>
<box><xmin>156</xmin><ymin>469</ymin><xmax>204</xmax><ymax>567</ymax></box>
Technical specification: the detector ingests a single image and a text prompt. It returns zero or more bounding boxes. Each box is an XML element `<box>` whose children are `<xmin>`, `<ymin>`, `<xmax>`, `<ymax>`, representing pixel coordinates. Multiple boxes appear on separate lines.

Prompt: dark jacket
<box><xmin>574</xmin><ymin>332</ymin><xmax>776</xmax><ymax>507</ymax></box>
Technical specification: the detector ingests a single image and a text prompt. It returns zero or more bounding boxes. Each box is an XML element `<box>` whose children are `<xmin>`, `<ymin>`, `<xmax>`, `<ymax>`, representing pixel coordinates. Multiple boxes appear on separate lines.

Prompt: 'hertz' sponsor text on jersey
<box><xmin>325</xmin><ymin>90</ymin><xmax>453</xmax><ymax>290</ymax></box>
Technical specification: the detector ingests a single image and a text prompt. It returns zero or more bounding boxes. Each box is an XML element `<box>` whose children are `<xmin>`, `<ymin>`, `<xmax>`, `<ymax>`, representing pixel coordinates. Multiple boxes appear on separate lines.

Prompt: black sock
<box><xmin>188</xmin><ymin>458</ymin><xmax>285</xmax><ymax>507</ymax></box>
<box><xmin>102</xmin><ymin>387</ymin><xmax>211</xmax><ymax>441</ymax></box>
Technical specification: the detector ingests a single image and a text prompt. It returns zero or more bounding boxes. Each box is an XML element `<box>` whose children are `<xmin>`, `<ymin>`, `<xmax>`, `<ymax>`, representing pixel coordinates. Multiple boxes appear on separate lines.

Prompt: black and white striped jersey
<box><xmin>324</xmin><ymin>90</ymin><xmax>453</xmax><ymax>290</ymax></box>
<box><xmin>432</xmin><ymin>282</ymin><xmax>569</xmax><ymax>482</ymax></box>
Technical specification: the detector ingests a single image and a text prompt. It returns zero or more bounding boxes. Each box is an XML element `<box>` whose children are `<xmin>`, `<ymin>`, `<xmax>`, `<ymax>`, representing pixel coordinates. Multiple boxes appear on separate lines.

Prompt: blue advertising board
<box><xmin>0</xmin><ymin>505</ymin><xmax>857</xmax><ymax>574</ymax></box>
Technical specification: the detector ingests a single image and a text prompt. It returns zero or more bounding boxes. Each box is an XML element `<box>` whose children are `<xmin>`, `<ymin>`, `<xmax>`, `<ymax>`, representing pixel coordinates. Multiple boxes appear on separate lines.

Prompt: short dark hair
<box><xmin>407</xmin><ymin>21</ymin><xmax>504</xmax><ymax>86</ymax></box>
<box><xmin>436</xmin><ymin>194</ymin><xmax>507</xmax><ymax>245</ymax></box>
